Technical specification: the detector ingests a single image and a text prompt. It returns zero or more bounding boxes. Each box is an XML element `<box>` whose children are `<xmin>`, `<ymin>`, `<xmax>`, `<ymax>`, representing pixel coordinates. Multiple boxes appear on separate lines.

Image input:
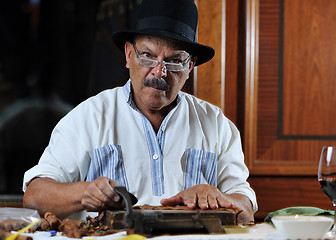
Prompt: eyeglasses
<box><xmin>132</xmin><ymin>44</ymin><xmax>192</xmax><ymax>72</ymax></box>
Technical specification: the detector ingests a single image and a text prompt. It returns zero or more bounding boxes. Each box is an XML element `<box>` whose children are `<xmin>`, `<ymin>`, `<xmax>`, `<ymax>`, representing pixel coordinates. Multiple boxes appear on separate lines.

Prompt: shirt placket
<box><xmin>124</xmin><ymin>80</ymin><xmax>181</xmax><ymax>196</ymax></box>
<box><xmin>143</xmin><ymin>118</ymin><xmax>164</xmax><ymax>196</ymax></box>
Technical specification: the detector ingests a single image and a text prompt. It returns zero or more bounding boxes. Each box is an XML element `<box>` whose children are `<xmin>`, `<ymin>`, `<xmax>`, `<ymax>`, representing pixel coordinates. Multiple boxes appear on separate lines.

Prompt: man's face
<box><xmin>124</xmin><ymin>36</ymin><xmax>196</xmax><ymax>113</ymax></box>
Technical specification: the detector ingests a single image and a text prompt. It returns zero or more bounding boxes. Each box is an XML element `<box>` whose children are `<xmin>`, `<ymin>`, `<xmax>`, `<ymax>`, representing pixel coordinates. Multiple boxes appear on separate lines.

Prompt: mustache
<box><xmin>143</xmin><ymin>77</ymin><xmax>170</xmax><ymax>91</ymax></box>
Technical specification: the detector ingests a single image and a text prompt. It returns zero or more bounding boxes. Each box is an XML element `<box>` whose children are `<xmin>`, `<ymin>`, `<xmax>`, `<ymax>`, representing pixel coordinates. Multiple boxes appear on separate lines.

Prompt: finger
<box><xmin>217</xmin><ymin>197</ymin><xmax>234</xmax><ymax>208</ymax></box>
<box><xmin>110</xmin><ymin>187</ymin><xmax>120</xmax><ymax>203</ymax></box>
<box><xmin>82</xmin><ymin>194</ymin><xmax>107</xmax><ymax>212</ymax></box>
<box><xmin>106</xmin><ymin>179</ymin><xmax>120</xmax><ymax>202</ymax></box>
<box><xmin>207</xmin><ymin>195</ymin><xmax>219</xmax><ymax>209</ymax></box>
<box><xmin>196</xmin><ymin>193</ymin><xmax>209</xmax><ymax>209</ymax></box>
<box><xmin>82</xmin><ymin>200</ymin><xmax>101</xmax><ymax>212</ymax></box>
<box><xmin>160</xmin><ymin>194</ymin><xmax>182</xmax><ymax>206</ymax></box>
<box><xmin>83</xmin><ymin>180</ymin><xmax>115</xmax><ymax>210</ymax></box>
<box><xmin>84</xmin><ymin>188</ymin><xmax>122</xmax><ymax>211</ymax></box>
<box><xmin>184</xmin><ymin>194</ymin><xmax>197</xmax><ymax>209</ymax></box>
<box><xmin>108</xmin><ymin>179</ymin><xmax>119</xmax><ymax>188</ymax></box>
<box><xmin>106</xmin><ymin>191</ymin><xmax>123</xmax><ymax>209</ymax></box>
<box><xmin>93</xmin><ymin>185</ymin><xmax>114</xmax><ymax>205</ymax></box>
<box><xmin>95</xmin><ymin>179</ymin><xmax>120</xmax><ymax>205</ymax></box>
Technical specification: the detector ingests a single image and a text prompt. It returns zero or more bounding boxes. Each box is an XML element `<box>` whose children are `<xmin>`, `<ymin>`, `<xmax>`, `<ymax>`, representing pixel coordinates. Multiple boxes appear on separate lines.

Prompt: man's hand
<box><xmin>23</xmin><ymin>177</ymin><xmax>124</xmax><ymax>219</ymax></box>
<box><xmin>160</xmin><ymin>184</ymin><xmax>233</xmax><ymax>210</ymax></box>
<box><xmin>160</xmin><ymin>184</ymin><xmax>254</xmax><ymax>224</ymax></box>
<box><xmin>81</xmin><ymin>177</ymin><xmax>122</xmax><ymax>212</ymax></box>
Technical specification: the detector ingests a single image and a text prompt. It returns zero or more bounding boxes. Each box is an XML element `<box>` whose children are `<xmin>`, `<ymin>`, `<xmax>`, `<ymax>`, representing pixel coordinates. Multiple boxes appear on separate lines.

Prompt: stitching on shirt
<box><xmin>140</xmin><ymin>116</ymin><xmax>164</xmax><ymax>196</ymax></box>
<box><xmin>86</xmin><ymin>144</ymin><xmax>129</xmax><ymax>190</ymax></box>
<box><xmin>183</xmin><ymin>148</ymin><xmax>218</xmax><ymax>190</ymax></box>
<box><xmin>122</xmin><ymin>79</ymin><xmax>183</xmax><ymax>196</ymax></box>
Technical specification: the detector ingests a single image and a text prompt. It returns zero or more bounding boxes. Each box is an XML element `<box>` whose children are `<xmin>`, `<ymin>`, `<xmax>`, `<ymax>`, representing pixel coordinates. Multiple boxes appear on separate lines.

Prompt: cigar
<box><xmin>4</xmin><ymin>232</ymin><xmax>32</xmax><ymax>240</ymax></box>
<box><xmin>44</xmin><ymin>212</ymin><xmax>61</xmax><ymax>230</ymax></box>
<box><xmin>62</xmin><ymin>221</ymin><xmax>82</xmax><ymax>238</ymax></box>
<box><xmin>39</xmin><ymin>218</ymin><xmax>51</xmax><ymax>231</ymax></box>
<box><xmin>59</xmin><ymin>219</ymin><xmax>84</xmax><ymax>232</ymax></box>
<box><xmin>0</xmin><ymin>219</ymin><xmax>27</xmax><ymax>231</ymax></box>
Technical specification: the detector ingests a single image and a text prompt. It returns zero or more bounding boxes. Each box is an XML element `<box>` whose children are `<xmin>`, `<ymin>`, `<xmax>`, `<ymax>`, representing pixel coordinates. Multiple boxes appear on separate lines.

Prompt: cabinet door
<box><xmin>246</xmin><ymin>0</ymin><xmax>336</xmax><ymax>219</ymax></box>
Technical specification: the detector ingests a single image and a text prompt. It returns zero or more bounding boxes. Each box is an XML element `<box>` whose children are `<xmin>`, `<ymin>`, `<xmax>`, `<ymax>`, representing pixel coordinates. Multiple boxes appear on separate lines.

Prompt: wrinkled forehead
<box><xmin>133</xmin><ymin>34</ymin><xmax>193</xmax><ymax>55</ymax></box>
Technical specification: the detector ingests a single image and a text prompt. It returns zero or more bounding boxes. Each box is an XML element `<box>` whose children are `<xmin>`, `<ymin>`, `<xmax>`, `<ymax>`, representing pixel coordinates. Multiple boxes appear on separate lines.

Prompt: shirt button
<box><xmin>161</xmin><ymin>125</ymin><xmax>166</xmax><ymax>131</ymax></box>
<box><xmin>153</xmin><ymin>154</ymin><xmax>159</xmax><ymax>160</ymax></box>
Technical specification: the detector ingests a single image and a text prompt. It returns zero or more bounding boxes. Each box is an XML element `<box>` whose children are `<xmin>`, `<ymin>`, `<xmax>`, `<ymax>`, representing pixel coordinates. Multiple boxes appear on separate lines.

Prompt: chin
<box><xmin>146</xmin><ymin>97</ymin><xmax>168</xmax><ymax>106</ymax></box>
<box><xmin>147</xmin><ymin>103</ymin><xmax>166</xmax><ymax>110</ymax></box>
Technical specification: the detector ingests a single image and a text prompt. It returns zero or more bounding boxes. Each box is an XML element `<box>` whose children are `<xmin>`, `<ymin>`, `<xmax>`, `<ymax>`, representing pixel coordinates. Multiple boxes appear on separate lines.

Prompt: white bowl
<box><xmin>272</xmin><ymin>215</ymin><xmax>333</xmax><ymax>239</ymax></box>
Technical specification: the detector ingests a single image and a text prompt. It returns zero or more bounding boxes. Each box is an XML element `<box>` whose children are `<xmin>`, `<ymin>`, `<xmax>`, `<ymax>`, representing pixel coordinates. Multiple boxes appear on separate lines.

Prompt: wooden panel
<box><xmin>283</xmin><ymin>0</ymin><xmax>336</xmax><ymax>136</ymax></box>
<box><xmin>244</xmin><ymin>0</ymin><xmax>336</xmax><ymax>220</ymax></box>
<box><xmin>224</xmin><ymin>0</ymin><xmax>243</xmax><ymax>125</ymax></box>
<box><xmin>244</xmin><ymin>0</ymin><xmax>258</xmax><ymax>167</ymax></box>
<box><xmin>249</xmin><ymin>177</ymin><xmax>332</xmax><ymax>221</ymax></box>
<box><xmin>224</xmin><ymin>0</ymin><xmax>239</xmax><ymax>122</ymax></box>
<box><xmin>245</xmin><ymin>0</ymin><xmax>336</xmax><ymax>176</ymax></box>
<box><xmin>196</xmin><ymin>0</ymin><xmax>244</xmax><ymax>121</ymax></box>
<box><xmin>198</xmin><ymin>0</ymin><xmax>336</xmax><ymax>220</ymax></box>
<box><xmin>196</xmin><ymin>0</ymin><xmax>224</xmax><ymax>109</ymax></box>
<box><xmin>255</xmin><ymin>0</ymin><xmax>279</xmax><ymax>160</ymax></box>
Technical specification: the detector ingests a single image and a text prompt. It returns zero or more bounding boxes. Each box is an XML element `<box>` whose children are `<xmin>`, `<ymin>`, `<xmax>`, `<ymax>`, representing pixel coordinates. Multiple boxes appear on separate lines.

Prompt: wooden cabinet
<box><xmin>196</xmin><ymin>0</ymin><xmax>336</xmax><ymax>221</ymax></box>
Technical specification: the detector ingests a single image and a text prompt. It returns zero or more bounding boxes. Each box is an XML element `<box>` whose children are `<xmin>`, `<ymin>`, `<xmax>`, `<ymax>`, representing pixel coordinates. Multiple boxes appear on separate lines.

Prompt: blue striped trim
<box><xmin>184</xmin><ymin>148</ymin><xmax>218</xmax><ymax>189</ymax></box>
<box><xmin>122</xmin><ymin>79</ymin><xmax>183</xmax><ymax>196</ymax></box>
<box><xmin>87</xmin><ymin>144</ymin><xmax>129</xmax><ymax>190</ymax></box>
<box><xmin>140</xmin><ymin>101</ymin><xmax>181</xmax><ymax>196</ymax></box>
<box><xmin>157</xmin><ymin>111</ymin><xmax>173</xmax><ymax>152</ymax></box>
<box><xmin>140</xmin><ymin>116</ymin><xmax>164</xmax><ymax>196</ymax></box>
<box><xmin>123</xmin><ymin>80</ymin><xmax>137</xmax><ymax>109</ymax></box>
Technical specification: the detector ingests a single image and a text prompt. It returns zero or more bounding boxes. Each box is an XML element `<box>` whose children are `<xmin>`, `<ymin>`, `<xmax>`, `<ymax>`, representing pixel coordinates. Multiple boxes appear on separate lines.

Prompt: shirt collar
<box><xmin>123</xmin><ymin>80</ymin><xmax>136</xmax><ymax>109</ymax></box>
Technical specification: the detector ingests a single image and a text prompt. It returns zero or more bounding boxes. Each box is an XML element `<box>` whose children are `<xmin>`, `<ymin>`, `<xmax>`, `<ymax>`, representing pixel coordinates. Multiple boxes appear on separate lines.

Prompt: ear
<box><xmin>124</xmin><ymin>41</ymin><xmax>133</xmax><ymax>69</ymax></box>
<box><xmin>188</xmin><ymin>56</ymin><xmax>198</xmax><ymax>72</ymax></box>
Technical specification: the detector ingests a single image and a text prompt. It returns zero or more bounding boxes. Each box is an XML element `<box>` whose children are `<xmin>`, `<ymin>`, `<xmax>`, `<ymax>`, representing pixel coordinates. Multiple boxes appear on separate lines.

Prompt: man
<box><xmin>23</xmin><ymin>0</ymin><xmax>257</xmax><ymax>223</ymax></box>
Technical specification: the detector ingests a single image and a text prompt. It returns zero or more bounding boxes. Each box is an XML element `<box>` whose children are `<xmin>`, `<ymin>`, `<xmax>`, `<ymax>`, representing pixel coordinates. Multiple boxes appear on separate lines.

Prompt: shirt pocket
<box><xmin>86</xmin><ymin>144</ymin><xmax>129</xmax><ymax>190</ymax></box>
<box><xmin>183</xmin><ymin>148</ymin><xmax>218</xmax><ymax>190</ymax></box>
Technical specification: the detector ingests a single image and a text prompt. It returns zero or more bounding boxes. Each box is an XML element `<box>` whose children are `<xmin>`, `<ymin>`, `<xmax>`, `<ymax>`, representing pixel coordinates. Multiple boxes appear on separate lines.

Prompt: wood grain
<box><xmin>245</xmin><ymin>0</ymin><xmax>336</xmax><ymax>175</ymax></box>
<box><xmin>197</xmin><ymin>0</ymin><xmax>336</xmax><ymax>220</ymax></box>
<box><xmin>282</xmin><ymin>0</ymin><xmax>336</xmax><ymax>136</ymax></box>
<box><xmin>249</xmin><ymin>176</ymin><xmax>332</xmax><ymax>221</ymax></box>
<box><xmin>196</xmin><ymin>0</ymin><xmax>224</xmax><ymax>109</ymax></box>
<box><xmin>224</xmin><ymin>0</ymin><xmax>240</xmax><ymax>124</ymax></box>
<box><xmin>244</xmin><ymin>0</ymin><xmax>336</xmax><ymax>220</ymax></box>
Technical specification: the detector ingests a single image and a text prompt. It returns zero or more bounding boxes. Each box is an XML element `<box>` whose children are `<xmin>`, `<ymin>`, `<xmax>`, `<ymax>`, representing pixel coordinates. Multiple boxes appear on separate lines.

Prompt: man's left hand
<box><xmin>160</xmin><ymin>184</ymin><xmax>233</xmax><ymax>210</ymax></box>
<box><xmin>160</xmin><ymin>184</ymin><xmax>255</xmax><ymax>224</ymax></box>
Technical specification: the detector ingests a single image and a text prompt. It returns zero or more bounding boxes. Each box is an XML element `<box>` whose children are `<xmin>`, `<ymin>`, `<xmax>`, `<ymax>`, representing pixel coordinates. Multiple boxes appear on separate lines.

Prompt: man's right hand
<box><xmin>23</xmin><ymin>177</ymin><xmax>124</xmax><ymax>219</ymax></box>
<box><xmin>81</xmin><ymin>177</ymin><xmax>122</xmax><ymax>212</ymax></box>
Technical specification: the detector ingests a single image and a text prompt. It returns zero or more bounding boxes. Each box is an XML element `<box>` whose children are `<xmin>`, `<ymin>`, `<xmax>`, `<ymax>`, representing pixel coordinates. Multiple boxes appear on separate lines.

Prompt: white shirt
<box><xmin>23</xmin><ymin>80</ymin><xmax>257</xmax><ymax>218</ymax></box>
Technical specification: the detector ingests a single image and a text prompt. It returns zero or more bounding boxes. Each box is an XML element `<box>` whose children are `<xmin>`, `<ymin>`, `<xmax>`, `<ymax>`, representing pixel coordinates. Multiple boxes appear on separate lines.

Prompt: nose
<box><xmin>153</xmin><ymin>62</ymin><xmax>167</xmax><ymax>77</ymax></box>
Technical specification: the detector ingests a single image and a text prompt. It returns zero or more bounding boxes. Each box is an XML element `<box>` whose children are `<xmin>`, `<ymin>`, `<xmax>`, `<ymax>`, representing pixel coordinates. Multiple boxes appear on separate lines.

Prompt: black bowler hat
<box><xmin>112</xmin><ymin>0</ymin><xmax>215</xmax><ymax>66</ymax></box>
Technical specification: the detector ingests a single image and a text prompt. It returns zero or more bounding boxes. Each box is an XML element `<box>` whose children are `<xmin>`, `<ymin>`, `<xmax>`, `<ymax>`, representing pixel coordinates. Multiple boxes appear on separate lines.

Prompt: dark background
<box><xmin>0</xmin><ymin>0</ymin><xmax>141</xmax><ymax>195</ymax></box>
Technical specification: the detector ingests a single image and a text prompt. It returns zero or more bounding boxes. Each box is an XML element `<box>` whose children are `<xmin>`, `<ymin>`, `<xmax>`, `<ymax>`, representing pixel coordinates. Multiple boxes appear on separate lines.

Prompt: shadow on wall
<box><xmin>0</xmin><ymin>97</ymin><xmax>72</xmax><ymax>194</ymax></box>
<box><xmin>0</xmin><ymin>0</ymin><xmax>141</xmax><ymax>200</ymax></box>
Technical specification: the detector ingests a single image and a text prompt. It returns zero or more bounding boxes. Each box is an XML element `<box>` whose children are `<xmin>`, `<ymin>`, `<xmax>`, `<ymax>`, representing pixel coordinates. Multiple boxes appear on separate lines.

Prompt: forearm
<box><xmin>224</xmin><ymin>193</ymin><xmax>254</xmax><ymax>224</ymax></box>
<box><xmin>23</xmin><ymin>177</ymin><xmax>88</xmax><ymax>219</ymax></box>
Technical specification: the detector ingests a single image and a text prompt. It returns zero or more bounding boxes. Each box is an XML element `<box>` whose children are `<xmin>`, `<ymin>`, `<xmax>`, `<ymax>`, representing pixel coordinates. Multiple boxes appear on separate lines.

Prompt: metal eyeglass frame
<box><xmin>132</xmin><ymin>44</ymin><xmax>192</xmax><ymax>72</ymax></box>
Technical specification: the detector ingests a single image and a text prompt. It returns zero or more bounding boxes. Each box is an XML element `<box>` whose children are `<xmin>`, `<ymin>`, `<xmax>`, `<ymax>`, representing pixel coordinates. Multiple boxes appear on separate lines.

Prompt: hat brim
<box><xmin>112</xmin><ymin>30</ymin><xmax>215</xmax><ymax>66</ymax></box>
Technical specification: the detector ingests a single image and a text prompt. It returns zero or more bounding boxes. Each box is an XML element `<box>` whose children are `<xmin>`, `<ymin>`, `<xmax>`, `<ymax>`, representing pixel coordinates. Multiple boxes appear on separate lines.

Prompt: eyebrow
<box><xmin>168</xmin><ymin>52</ymin><xmax>189</xmax><ymax>59</ymax></box>
<box><xmin>137</xmin><ymin>44</ymin><xmax>189</xmax><ymax>59</ymax></box>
